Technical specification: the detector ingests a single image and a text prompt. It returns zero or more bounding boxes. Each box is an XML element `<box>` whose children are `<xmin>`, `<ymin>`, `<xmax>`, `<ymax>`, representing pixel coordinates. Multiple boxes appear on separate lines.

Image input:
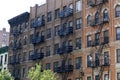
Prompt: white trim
<box><xmin>114</xmin><ymin>3</ymin><xmax>120</xmax><ymax>8</ymax></box>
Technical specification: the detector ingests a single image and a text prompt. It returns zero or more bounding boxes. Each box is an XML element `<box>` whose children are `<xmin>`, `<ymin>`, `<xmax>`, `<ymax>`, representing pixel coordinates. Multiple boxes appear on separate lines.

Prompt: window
<box><xmin>47</xmin><ymin>29</ymin><xmax>51</xmax><ymax>39</ymax></box>
<box><xmin>55</xmin><ymin>25</ymin><xmax>60</xmax><ymax>36</ymax></box>
<box><xmin>68</xmin><ymin>40</ymin><xmax>72</xmax><ymax>46</ymax></box>
<box><xmin>23</xmin><ymin>52</ymin><xmax>26</xmax><ymax>61</ymax></box>
<box><xmin>54</xmin><ymin>43</ymin><xmax>59</xmax><ymax>55</ymax></box>
<box><xmin>41</xmin><ymin>31</ymin><xmax>44</xmax><ymax>36</ymax></box>
<box><xmin>104</xmin><ymin>74</ymin><xmax>109</xmax><ymax>80</ymax></box>
<box><xmin>22</xmin><ymin>68</ymin><xmax>26</xmax><ymax>77</ymax></box>
<box><xmin>76</xmin><ymin>57</ymin><xmax>82</xmax><ymax>69</ymax></box>
<box><xmin>87</xmin><ymin>76</ymin><xmax>91</xmax><ymax>80</ymax></box>
<box><xmin>103</xmin><ymin>9</ymin><xmax>109</xmax><ymax>20</ymax></box>
<box><xmin>117</xmin><ymin>72</ymin><xmax>120</xmax><ymax>80</ymax></box>
<box><xmin>4</xmin><ymin>54</ymin><xmax>7</xmax><ymax>64</ymax></box>
<box><xmin>116</xmin><ymin>28</ymin><xmax>120</xmax><ymax>40</ymax></box>
<box><xmin>87</xmin><ymin>15</ymin><xmax>92</xmax><ymax>26</ymax></box>
<box><xmin>104</xmin><ymin>52</ymin><xmax>109</xmax><ymax>65</ymax></box>
<box><xmin>19</xmin><ymin>24</ymin><xmax>22</xmax><ymax>33</ymax></box>
<box><xmin>53</xmin><ymin>61</ymin><xmax>59</xmax><ymax>71</ymax></box>
<box><xmin>76</xmin><ymin>0</ymin><xmax>82</xmax><ymax>12</ymax></box>
<box><xmin>115</xmin><ymin>5</ymin><xmax>120</xmax><ymax>17</ymax></box>
<box><xmin>69</xmin><ymin>3</ymin><xmax>73</xmax><ymax>9</ymax></box>
<box><xmin>23</xmin><ymin>37</ymin><xmax>27</xmax><ymax>45</ymax></box>
<box><xmin>76</xmin><ymin>38</ymin><xmax>82</xmax><ymax>49</ymax></box>
<box><xmin>95</xmin><ymin>33</ymin><xmax>100</xmax><ymax>45</ymax></box>
<box><xmin>87</xmin><ymin>35</ymin><xmax>92</xmax><ymax>47</ymax></box>
<box><xmin>104</xmin><ymin>30</ymin><xmax>109</xmax><ymax>43</ymax></box>
<box><xmin>25</xmin><ymin>22</ymin><xmax>28</xmax><ymax>31</ymax></box>
<box><xmin>95</xmin><ymin>12</ymin><xmax>99</xmax><ymax>24</ymax></box>
<box><xmin>46</xmin><ymin>63</ymin><xmax>50</xmax><ymax>70</ymax></box>
<box><xmin>76</xmin><ymin>18</ymin><xmax>82</xmax><ymax>29</ymax></box>
<box><xmin>117</xmin><ymin>49</ymin><xmax>120</xmax><ymax>63</ymax></box>
<box><xmin>95</xmin><ymin>53</ymin><xmax>100</xmax><ymax>66</ymax></box>
<box><xmin>87</xmin><ymin>0</ymin><xmax>91</xmax><ymax>5</ymax></box>
<box><xmin>0</xmin><ymin>56</ymin><xmax>3</xmax><ymax>65</ymax></box>
<box><xmin>46</xmin><ymin>46</ymin><xmax>51</xmax><ymax>57</ymax></box>
<box><xmin>55</xmin><ymin>9</ymin><xmax>60</xmax><ymax>19</ymax></box>
<box><xmin>68</xmin><ymin>59</ymin><xmax>72</xmax><ymax>65</ymax></box>
<box><xmin>76</xmin><ymin>78</ymin><xmax>82</xmax><ymax>80</ymax></box>
<box><xmin>68</xmin><ymin>21</ymin><xmax>73</xmax><ymax>27</ymax></box>
<box><xmin>40</xmin><ymin>47</ymin><xmax>44</xmax><ymax>53</ymax></box>
<box><xmin>87</xmin><ymin>55</ymin><xmax>92</xmax><ymax>67</ymax></box>
<box><xmin>42</xmin><ymin>15</ymin><xmax>45</xmax><ymax>21</ymax></box>
<box><xmin>29</xmin><ymin>51</ymin><xmax>33</xmax><ymax>60</ymax></box>
<box><xmin>95</xmin><ymin>75</ymin><xmax>99</xmax><ymax>80</ymax></box>
<box><xmin>47</xmin><ymin>12</ymin><xmax>52</xmax><ymax>22</ymax></box>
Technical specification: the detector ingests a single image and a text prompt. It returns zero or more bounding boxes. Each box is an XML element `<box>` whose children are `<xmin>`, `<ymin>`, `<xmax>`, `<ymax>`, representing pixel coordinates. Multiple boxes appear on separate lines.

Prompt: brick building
<box><xmin>0</xmin><ymin>28</ymin><xmax>9</xmax><ymax>47</ymax></box>
<box><xmin>8</xmin><ymin>0</ymin><xmax>120</xmax><ymax>80</ymax></box>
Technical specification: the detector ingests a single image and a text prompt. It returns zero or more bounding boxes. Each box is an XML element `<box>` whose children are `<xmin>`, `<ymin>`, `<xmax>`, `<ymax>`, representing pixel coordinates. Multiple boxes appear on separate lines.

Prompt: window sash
<box><xmin>76</xmin><ymin>58</ymin><xmax>82</xmax><ymax>69</ymax></box>
<box><xmin>117</xmin><ymin>72</ymin><xmax>120</xmax><ymax>80</ymax></box>
<box><xmin>116</xmin><ymin>28</ymin><xmax>120</xmax><ymax>40</ymax></box>
<box><xmin>76</xmin><ymin>0</ymin><xmax>82</xmax><ymax>12</ymax></box>
<box><xmin>117</xmin><ymin>49</ymin><xmax>120</xmax><ymax>63</ymax></box>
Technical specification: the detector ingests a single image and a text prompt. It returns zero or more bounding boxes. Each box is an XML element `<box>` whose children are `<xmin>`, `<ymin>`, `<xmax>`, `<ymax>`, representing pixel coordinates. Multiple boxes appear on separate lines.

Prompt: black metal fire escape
<box><xmin>11</xmin><ymin>26</ymin><xmax>22</xmax><ymax>80</ymax></box>
<box><xmin>88</xmin><ymin>0</ymin><xmax>110</xmax><ymax>80</ymax></box>
<box><xmin>55</xmin><ymin>5</ymin><xmax>74</xmax><ymax>80</ymax></box>
<box><xmin>8</xmin><ymin>12</ymin><xmax>29</xmax><ymax>80</ymax></box>
<box><xmin>30</xmin><ymin>5</ymin><xmax>45</xmax><ymax>64</ymax></box>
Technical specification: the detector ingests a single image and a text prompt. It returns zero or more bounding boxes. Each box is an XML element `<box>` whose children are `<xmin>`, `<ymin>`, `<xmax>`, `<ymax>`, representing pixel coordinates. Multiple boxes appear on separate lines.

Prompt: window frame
<box><xmin>117</xmin><ymin>49</ymin><xmax>120</xmax><ymax>63</ymax></box>
<box><xmin>76</xmin><ymin>18</ymin><xmax>82</xmax><ymax>29</ymax></box>
<box><xmin>47</xmin><ymin>28</ymin><xmax>51</xmax><ymax>39</ymax></box>
<box><xmin>115</xmin><ymin>5</ymin><xmax>120</xmax><ymax>17</ymax></box>
<box><xmin>76</xmin><ymin>0</ymin><xmax>82</xmax><ymax>12</ymax></box>
<box><xmin>116</xmin><ymin>27</ymin><xmax>120</xmax><ymax>40</ymax></box>
<box><xmin>75</xmin><ymin>57</ymin><xmax>82</xmax><ymax>69</ymax></box>
<box><xmin>47</xmin><ymin>12</ymin><xmax>52</xmax><ymax>22</ymax></box>
<box><xmin>46</xmin><ymin>46</ymin><xmax>51</xmax><ymax>57</ymax></box>
<box><xmin>87</xmin><ymin>35</ymin><xmax>92</xmax><ymax>47</ymax></box>
<box><xmin>76</xmin><ymin>38</ymin><xmax>82</xmax><ymax>49</ymax></box>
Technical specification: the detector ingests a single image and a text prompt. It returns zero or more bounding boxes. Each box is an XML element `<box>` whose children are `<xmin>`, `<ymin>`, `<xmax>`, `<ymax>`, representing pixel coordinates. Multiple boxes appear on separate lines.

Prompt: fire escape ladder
<box><xmin>59</xmin><ymin>7</ymin><xmax>72</xmax><ymax>80</ymax></box>
<box><xmin>98</xmin><ymin>66</ymin><xmax>104</xmax><ymax>80</ymax></box>
<box><xmin>90</xmin><ymin>1</ymin><xmax>110</xmax><ymax>80</ymax></box>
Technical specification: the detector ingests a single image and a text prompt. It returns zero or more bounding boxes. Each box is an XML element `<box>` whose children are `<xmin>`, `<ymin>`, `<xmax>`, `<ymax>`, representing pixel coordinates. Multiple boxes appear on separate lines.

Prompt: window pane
<box><xmin>76</xmin><ymin>0</ymin><xmax>82</xmax><ymax>12</ymax></box>
<box><xmin>116</xmin><ymin>5</ymin><xmax>120</xmax><ymax>17</ymax></box>
<box><xmin>76</xmin><ymin>38</ymin><xmax>81</xmax><ymax>49</ymax></box>
<box><xmin>76</xmin><ymin>57</ymin><xmax>82</xmax><ymax>69</ymax></box>
<box><xmin>116</xmin><ymin>28</ymin><xmax>120</xmax><ymax>40</ymax></box>
<box><xmin>117</xmin><ymin>72</ymin><xmax>120</xmax><ymax>80</ymax></box>
<box><xmin>87</xmin><ymin>76</ymin><xmax>91</xmax><ymax>80</ymax></box>
<box><xmin>117</xmin><ymin>49</ymin><xmax>120</xmax><ymax>63</ymax></box>
<box><xmin>104</xmin><ymin>74</ymin><xmax>109</xmax><ymax>80</ymax></box>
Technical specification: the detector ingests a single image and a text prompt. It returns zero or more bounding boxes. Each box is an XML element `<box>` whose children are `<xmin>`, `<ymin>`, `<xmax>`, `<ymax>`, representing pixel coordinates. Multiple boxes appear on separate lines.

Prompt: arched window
<box><xmin>103</xmin><ymin>9</ymin><xmax>108</xmax><ymax>19</ymax></box>
<box><xmin>115</xmin><ymin>5</ymin><xmax>120</xmax><ymax>17</ymax></box>
<box><xmin>87</xmin><ymin>15</ymin><xmax>92</xmax><ymax>26</ymax></box>
<box><xmin>95</xmin><ymin>12</ymin><xmax>99</xmax><ymax>24</ymax></box>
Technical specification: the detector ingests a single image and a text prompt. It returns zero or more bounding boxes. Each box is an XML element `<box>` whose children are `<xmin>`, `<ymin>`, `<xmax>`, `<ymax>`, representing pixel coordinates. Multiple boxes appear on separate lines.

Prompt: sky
<box><xmin>0</xmin><ymin>0</ymin><xmax>46</xmax><ymax>32</ymax></box>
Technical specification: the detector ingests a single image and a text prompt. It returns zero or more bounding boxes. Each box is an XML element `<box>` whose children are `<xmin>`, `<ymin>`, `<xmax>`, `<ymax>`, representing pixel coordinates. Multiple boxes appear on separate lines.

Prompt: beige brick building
<box><xmin>0</xmin><ymin>28</ymin><xmax>9</xmax><ymax>47</ymax></box>
<box><xmin>8</xmin><ymin>0</ymin><xmax>120</xmax><ymax>80</ymax></box>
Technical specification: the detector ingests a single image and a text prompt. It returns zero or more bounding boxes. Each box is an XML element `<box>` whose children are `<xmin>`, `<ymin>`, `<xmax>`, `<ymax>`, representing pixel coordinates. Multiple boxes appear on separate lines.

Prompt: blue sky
<box><xmin>0</xmin><ymin>0</ymin><xmax>46</xmax><ymax>32</ymax></box>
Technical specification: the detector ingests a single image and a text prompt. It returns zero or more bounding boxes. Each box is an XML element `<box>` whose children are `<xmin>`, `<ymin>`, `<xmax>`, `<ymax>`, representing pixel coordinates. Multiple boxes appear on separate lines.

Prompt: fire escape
<box><xmin>54</xmin><ymin>6</ymin><xmax>74</xmax><ymax>80</ymax></box>
<box><xmin>8</xmin><ymin>12</ymin><xmax>29</xmax><ymax>80</ymax></box>
<box><xmin>88</xmin><ymin>0</ymin><xmax>110</xmax><ymax>80</ymax></box>
<box><xmin>30</xmin><ymin>5</ymin><xmax>45</xmax><ymax>64</ymax></box>
<box><xmin>10</xmin><ymin>25</ymin><xmax>22</xmax><ymax>80</ymax></box>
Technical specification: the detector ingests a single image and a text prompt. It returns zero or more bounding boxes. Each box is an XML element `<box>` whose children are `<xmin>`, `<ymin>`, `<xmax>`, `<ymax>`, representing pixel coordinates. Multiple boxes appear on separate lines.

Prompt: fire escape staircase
<box><xmin>89</xmin><ymin>0</ymin><xmax>110</xmax><ymax>80</ymax></box>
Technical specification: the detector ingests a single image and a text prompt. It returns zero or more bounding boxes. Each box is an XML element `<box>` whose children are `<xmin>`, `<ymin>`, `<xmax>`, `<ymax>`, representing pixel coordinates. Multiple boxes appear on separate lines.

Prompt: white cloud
<box><xmin>0</xmin><ymin>0</ymin><xmax>46</xmax><ymax>32</ymax></box>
